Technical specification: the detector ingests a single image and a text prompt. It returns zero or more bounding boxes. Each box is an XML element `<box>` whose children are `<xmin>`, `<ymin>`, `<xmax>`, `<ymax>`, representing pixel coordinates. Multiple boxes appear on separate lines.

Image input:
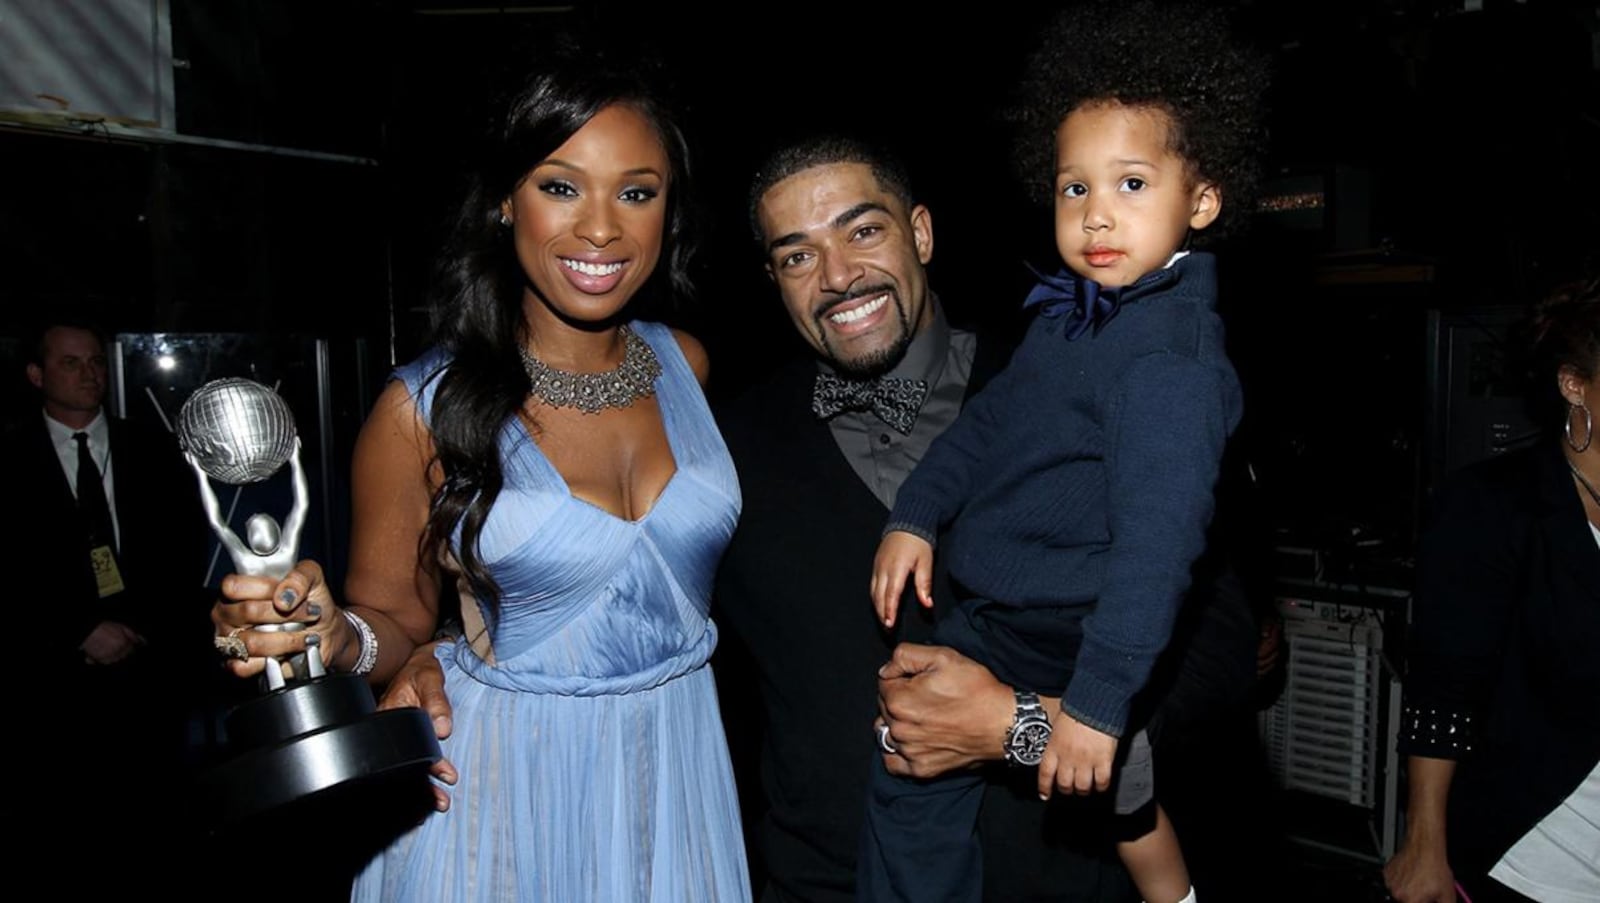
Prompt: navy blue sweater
<box><xmin>886</xmin><ymin>252</ymin><xmax>1242</xmax><ymax>736</ymax></box>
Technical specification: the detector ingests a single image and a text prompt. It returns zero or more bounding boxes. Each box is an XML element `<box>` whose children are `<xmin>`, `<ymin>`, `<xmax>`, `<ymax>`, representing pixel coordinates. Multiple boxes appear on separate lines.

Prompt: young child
<box><xmin>861</xmin><ymin>4</ymin><xmax>1268</xmax><ymax>902</ymax></box>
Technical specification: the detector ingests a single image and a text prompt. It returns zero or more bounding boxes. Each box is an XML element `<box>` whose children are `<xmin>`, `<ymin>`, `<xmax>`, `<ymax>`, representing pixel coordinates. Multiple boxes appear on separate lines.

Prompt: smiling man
<box><xmin>758</xmin><ymin>159</ymin><xmax>934</xmax><ymax>380</ymax></box>
<box><xmin>710</xmin><ymin>137</ymin><xmax>1137</xmax><ymax>903</ymax></box>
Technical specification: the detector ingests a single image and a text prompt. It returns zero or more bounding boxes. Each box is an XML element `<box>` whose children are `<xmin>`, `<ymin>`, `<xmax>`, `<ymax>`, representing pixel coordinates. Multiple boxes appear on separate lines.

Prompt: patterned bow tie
<box><xmin>811</xmin><ymin>372</ymin><xmax>929</xmax><ymax>435</ymax></box>
<box><xmin>1022</xmin><ymin>265</ymin><xmax>1125</xmax><ymax>340</ymax></box>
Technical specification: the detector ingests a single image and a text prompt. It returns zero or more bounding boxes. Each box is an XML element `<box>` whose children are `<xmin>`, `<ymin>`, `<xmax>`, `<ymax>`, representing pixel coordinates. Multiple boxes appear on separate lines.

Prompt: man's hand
<box><xmin>876</xmin><ymin>643</ymin><xmax>1012</xmax><ymax>778</ymax></box>
<box><xmin>80</xmin><ymin>620</ymin><xmax>145</xmax><ymax>665</ymax></box>
<box><xmin>378</xmin><ymin>640</ymin><xmax>458</xmax><ymax>812</ymax></box>
<box><xmin>871</xmin><ymin>532</ymin><xmax>934</xmax><ymax>628</ymax></box>
<box><xmin>1036</xmin><ymin>711</ymin><xmax>1116</xmax><ymax>800</ymax></box>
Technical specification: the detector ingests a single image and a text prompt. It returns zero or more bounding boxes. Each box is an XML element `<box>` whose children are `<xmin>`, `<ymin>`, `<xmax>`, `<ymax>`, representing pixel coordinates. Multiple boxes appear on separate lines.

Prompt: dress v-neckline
<box><xmin>514</xmin><ymin>336</ymin><xmax>682</xmax><ymax>526</ymax></box>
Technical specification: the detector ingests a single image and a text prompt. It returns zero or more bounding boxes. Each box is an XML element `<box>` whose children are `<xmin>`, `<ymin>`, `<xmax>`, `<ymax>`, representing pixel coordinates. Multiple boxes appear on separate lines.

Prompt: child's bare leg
<box><xmin>1116</xmin><ymin>804</ymin><xmax>1193</xmax><ymax>902</ymax></box>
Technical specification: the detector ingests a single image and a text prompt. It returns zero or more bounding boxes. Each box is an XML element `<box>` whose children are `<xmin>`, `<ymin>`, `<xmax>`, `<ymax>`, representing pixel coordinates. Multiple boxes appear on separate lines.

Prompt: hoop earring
<box><xmin>1567</xmin><ymin>402</ymin><xmax>1593</xmax><ymax>453</ymax></box>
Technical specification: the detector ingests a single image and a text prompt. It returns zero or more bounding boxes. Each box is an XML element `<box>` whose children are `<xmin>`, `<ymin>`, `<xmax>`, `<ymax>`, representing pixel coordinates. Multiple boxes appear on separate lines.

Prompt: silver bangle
<box><xmin>341</xmin><ymin>610</ymin><xmax>378</xmax><ymax>675</ymax></box>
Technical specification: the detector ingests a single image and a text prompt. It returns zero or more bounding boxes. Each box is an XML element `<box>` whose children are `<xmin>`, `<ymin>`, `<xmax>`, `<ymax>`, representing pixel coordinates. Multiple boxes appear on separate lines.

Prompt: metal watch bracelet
<box><xmin>1003</xmin><ymin>690</ymin><xmax>1053</xmax><ymax>767</ymax></box>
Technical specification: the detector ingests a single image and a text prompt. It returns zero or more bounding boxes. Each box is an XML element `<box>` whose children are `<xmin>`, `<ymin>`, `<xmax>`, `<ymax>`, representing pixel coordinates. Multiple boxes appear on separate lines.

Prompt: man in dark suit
<box><xmin>708</xmin><ymin>137</ymin><xmax>1132</xmax><ymax>902</ymax></box>
<box><xmin>711</xmin><ymin>137</ymin><xmax>1271</xmax><ymax>902</ymax></box>
<box><xmin>6</xmin><ymin>316</ymin><xmax>210</xmax><ymax>889</ymax></box>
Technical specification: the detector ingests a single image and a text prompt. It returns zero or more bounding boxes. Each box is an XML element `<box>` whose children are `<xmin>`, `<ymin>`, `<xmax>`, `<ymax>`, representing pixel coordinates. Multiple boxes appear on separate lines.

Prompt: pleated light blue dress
<box><xmin>352</xmin><ymin>321</ymin><xmax>750</xmax><ymax>902</ymax></box>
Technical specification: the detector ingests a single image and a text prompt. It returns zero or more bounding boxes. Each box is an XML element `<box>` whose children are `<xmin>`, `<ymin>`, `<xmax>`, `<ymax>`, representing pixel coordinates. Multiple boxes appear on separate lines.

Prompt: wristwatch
<box><xmin>1003</xmin><ymin>690</ymin><xmax>1052</xmax><ymax>767</ymax></box>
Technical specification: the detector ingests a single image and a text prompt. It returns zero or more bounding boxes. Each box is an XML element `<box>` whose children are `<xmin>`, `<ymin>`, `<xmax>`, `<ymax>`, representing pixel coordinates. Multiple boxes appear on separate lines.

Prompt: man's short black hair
<box><xmin>747</xmin><ymin>136</ymin><xmax>916</xmax><ymax>244</ymax></box>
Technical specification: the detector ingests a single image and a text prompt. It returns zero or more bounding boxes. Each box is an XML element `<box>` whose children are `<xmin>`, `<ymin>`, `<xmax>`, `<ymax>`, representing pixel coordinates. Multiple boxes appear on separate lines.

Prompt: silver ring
<box><xmin>877</xmin><ymin>722</ymin><xmax>898</xmax><ymax>755</ymax></box>
<box><xmin>212</xmin><ymin>628</ymin><xmax>249</xmax><ymax>661</ymax></box>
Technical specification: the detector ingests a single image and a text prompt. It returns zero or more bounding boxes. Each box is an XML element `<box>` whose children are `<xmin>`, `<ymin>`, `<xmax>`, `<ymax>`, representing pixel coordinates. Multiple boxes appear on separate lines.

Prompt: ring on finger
<box><xmin>212</xmin><ymin>628</ymin><xmax>249</xmax><ymax>661</ymax></box>
<box><xmin>876</xmin><ymin>722</ymin><xmax>898</xmax><ymax>756</ymax></box>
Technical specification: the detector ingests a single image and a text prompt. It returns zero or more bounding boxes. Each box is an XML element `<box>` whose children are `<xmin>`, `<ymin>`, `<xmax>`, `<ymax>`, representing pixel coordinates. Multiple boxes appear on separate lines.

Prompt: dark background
<box><xmin>4</xmin><ymin>0</ymin><xmax>1596</xmax><ymax>562</ymax></box>
<box><xmin>3</xmin><ymin>2</ymin><xmax>1596</xmax><ymax>893</ymax></box>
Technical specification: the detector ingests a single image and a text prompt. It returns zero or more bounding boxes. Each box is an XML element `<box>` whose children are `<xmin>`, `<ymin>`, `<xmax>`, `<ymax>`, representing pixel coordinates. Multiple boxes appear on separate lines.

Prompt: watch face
<box><xmin>1009</xmin><ymin>720</ymin><xmax>1052</xmax><ymax>766</ymax></box>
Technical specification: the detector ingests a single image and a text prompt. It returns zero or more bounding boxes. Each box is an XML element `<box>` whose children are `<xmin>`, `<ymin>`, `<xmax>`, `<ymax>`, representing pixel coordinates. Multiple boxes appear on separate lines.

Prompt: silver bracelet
<box><xmin>342</xmin><ymin>609</ymin><xmax>379</xmax><ymax>675</ymax></box>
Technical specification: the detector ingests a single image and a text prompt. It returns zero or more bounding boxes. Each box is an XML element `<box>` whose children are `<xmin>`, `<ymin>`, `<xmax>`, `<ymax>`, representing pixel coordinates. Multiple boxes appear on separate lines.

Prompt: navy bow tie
<box><xmin>1022</xmin><ymin>266</ymin><xmax>1124</xmax><ymax>340</ymax></box>
<box><xmin>811</xmin><ymin>372</ymin><xmax>929</xmax><ymax>435</ymax></box>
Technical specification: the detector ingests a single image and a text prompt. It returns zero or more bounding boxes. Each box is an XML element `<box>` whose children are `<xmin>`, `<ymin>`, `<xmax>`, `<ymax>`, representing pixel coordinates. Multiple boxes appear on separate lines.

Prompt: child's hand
<box><xmin>1036</xmin><ymin>710</ymin><xmax>1118</xmax><ymax>801</ymax></box>
<box><xmin>871</xmin><ymin>531</ymin><xmax>935</xmax><ymax>628</ymax></box>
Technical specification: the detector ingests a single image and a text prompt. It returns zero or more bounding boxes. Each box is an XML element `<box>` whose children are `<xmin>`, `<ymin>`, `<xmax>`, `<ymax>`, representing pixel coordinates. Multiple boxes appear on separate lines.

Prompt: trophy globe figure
<box><xmin>177</xmin><ymin>376</ymin><xmax>298</xmax><ymax>485</ymax></box>
<box><xmin>179</xmin><ymin>378</ymin><xmax>311</xmax><ymax>687</ymax></box>
<box><xmin>179</xmin><ymin>378</ymin><xmax>305</xmax><ymax>574</ymax></box>
<box><xmin>178</xmin><ymin>377</ymin><xmax>439</xmax><ymax>828</ymax></box>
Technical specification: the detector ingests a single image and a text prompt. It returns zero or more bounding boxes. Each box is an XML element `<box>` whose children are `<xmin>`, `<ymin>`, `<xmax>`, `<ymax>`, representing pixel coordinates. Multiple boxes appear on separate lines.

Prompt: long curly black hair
<box><xmin>421</xmin><ymin>49</ymin><xmax>696</xmax><ymax>606</ymax></box>
<box><xmin>1009</xmin><ymin>0</ymin><xmax>1270</xmax><ymax>241</ymax></box>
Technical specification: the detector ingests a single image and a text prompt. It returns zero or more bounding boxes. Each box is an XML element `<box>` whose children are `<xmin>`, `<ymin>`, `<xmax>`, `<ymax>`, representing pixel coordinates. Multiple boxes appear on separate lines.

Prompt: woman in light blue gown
<box><xmin>210</xmin><ymin>53</ymin><xmax>750</xmax><ymax>902</ymax></box>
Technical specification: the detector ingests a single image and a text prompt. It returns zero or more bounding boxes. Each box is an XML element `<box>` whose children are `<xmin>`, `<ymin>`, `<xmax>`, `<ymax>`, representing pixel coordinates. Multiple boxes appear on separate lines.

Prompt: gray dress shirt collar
<box><xmin>819</xmin><ymin>297</ymin><xmax>976</xmax><ymax>509</ymax></box>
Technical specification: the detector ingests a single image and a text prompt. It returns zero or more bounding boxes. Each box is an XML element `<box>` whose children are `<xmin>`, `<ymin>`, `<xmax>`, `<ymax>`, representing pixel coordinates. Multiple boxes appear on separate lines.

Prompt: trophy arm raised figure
<box><xmin>188</xmin><ymin>436</ymin><xmax>309</xmax><ymax>580</ymax></box>
<box><xmin>180</xmin><ymin>384</ymin><xmax>315</xmax><ymax>688</ymax></box>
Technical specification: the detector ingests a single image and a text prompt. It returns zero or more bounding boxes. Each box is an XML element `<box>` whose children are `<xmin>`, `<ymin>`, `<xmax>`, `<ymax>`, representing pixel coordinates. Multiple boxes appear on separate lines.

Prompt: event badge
<box><xmin>91</xmin><ymin>544</ymin><xmax>125</xmax><ymax>597</ymax></box>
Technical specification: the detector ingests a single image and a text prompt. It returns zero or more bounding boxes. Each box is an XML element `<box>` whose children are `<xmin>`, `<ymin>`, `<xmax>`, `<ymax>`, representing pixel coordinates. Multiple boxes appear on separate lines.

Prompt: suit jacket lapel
<box><xmin>105</xmin><ymin>417</ymin><xmax>132</xmax><ymax>533</ymax></box>
<box><xmin>27</xmin><ymin>414</ymin><xmax>78</xmax><ymax>512</ymax></box>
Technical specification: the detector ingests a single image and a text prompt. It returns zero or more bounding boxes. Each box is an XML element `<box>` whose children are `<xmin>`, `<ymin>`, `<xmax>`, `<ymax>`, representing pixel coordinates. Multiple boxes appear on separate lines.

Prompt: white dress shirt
<box><xmin>42</xmin><ymin>409</ymin><xmax>121</xmax><ymax>549</ymax></box>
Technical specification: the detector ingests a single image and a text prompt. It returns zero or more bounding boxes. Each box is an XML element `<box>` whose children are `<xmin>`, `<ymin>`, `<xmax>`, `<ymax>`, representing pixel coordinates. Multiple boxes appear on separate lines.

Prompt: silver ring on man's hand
<box><xmin>876</xmin><ymin>722</ymin><xmax>898</xmax><ymax>755</ymax></box>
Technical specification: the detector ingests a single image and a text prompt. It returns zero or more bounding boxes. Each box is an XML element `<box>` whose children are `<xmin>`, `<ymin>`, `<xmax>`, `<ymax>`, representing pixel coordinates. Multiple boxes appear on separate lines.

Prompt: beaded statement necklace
<box><xmin>519</xmin><ymin>324</ymin><xmax>661</xmax><ymax>415</ymax></box>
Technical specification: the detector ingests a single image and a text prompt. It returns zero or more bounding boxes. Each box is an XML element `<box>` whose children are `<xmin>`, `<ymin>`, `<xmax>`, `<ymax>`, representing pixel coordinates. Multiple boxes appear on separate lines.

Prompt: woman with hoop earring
<box><xmin>1384</xmin><ymin>276</ymin><xmax>1600</xmax><ymax>903</ymax></box>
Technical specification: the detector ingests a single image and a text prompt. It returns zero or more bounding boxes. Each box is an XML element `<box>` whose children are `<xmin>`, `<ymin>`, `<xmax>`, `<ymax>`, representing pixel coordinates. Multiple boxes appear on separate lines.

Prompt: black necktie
<box><xmin>811</xmin><ymin>373</ymin><xmax>929</xmax><ymax>435</ymax></box>
<box><xmin>74</xmin><ymin>431</ymin><xmax>116</xmax><ymax>554</ymax></box>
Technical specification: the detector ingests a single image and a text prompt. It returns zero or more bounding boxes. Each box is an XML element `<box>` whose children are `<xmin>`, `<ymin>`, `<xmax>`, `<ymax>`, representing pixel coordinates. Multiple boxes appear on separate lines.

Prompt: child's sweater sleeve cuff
<box><xmin>1062</xmin><ymin>668</ymin><xmax>1132</xmax><ymax>738</ymax></box>
<box><xmin>884</xmin><ymin>493</ymin><xmax>945</xmax><ymax>546</ymax></box>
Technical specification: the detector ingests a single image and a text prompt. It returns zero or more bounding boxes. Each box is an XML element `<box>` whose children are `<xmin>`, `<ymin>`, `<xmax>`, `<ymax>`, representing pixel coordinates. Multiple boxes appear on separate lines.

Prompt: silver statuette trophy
<box><xmin>178</xmin><ymin>377</ymin><xmax>440</xmax><ymax>827</ymax></box>
<box><xmin>182</xmin><ymin>378</ymin><xmax>310</xmax><ymax>690</ymax></box>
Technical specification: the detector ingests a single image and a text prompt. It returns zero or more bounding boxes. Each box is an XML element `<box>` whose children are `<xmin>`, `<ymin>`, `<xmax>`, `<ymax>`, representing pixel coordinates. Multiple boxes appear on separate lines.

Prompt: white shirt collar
<box><xmin>43</xmin><ymin>408</ymin><xmax>108</xmax><ymax>449</ymax></box>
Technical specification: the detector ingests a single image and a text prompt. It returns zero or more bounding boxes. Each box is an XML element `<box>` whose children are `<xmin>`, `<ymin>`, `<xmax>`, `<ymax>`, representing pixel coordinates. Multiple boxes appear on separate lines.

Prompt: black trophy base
<box><xmin>195</xmin><ymin>672</ymin><xmax>442</xmax><ymax>829</ymax></box>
